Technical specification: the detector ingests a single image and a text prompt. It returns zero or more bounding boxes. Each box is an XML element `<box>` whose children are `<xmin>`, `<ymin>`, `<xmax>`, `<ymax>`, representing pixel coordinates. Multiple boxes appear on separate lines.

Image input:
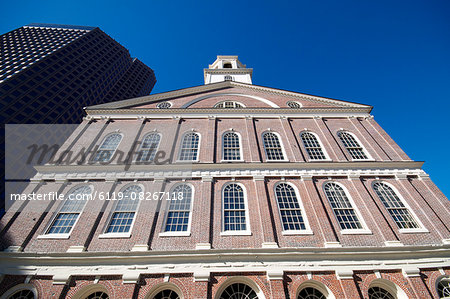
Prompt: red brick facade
<box><xmin>1</xmin><ymin>81</ymin><xmax>449</xmax><ymax>298</ymax></box>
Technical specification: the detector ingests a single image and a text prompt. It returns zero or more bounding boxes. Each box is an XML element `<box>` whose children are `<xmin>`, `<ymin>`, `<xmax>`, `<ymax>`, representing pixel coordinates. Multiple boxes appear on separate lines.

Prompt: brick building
<box><xmin>0</xmin><ymin>56</ymin><xmax>449</xmax><ymax>298</ymax></box>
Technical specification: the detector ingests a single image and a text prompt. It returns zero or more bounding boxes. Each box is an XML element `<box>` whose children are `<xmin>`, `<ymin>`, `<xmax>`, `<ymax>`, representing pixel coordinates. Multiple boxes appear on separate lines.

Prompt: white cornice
<box><xmin>85</xmin><ymin>81</ymin><xmax>371</xmax><ymax>111</ymax></box>
<box><xmin>32</xmin><ymin>162</ymin><xmax>425</xmax><ymax>181</ymax></box>
<box><xmin>0</xmin><ymin>245</ymin><xmax>449</xmax><ymax>278</ymax></box>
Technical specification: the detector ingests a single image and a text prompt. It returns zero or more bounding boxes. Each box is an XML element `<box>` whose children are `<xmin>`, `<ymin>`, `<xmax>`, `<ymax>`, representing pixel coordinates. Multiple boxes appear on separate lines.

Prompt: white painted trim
<box><xmin>40</xmin><ymin>184</ymin><xmax>93</xmax><ymax>238</ymax></box>
<box><xmin>145</xmin><ymin>282</ymin><xmax>184</xmax><ymax>299</ymax></box>
<box><xmin>368</xmin><ymin>278</ymin><xmax>408</xmax><ymax>299</ymax></box>
<box><xmin>72</xmin><ymin>284</ymin><xmax>109</xmax><ymax>299</ymax></box>
<box><xmin>221</xmin><ymin>130</ymin><xmax>244</xmax><ymax>162</ymax></box>
<box><xmin>0</xmin><ymin>283</ymin><xmax>38</xmax><ymax>299</ymax></box>
<box><xmin>92</xmin><ymin>132</ymin><xmax>124</xmax><ymax>163</ymax></box>
<box><xmin>273</xmin><ymin>181</ymin><xmax>313</xmax><ymax>234</ymax></box>
<box><xmin>182</xmin><ymin>92</ymin><xmax>279</xmax><ymax>108</ymax></box>
<box><xmin>371</xmin><ymin>181</ymin><xmax>428</xmax><ymax>233</ymax></box>
<box><xmin>176</xmin><ymin>131</ymin><xmax>201</xmax><ymax>162</ymax></box>
<box><xmin>296</xmin><ymin>280</ymin><xmax>336</xmax><ymax>299</ymax></box>
<box><xmin>322</xmin><ymin>181</ymin><xmax>372</xmax><ymax>234</ymax></box>
<box><xmin>221</xmin><ymin>182</ymin><xmax>252</xmax><ymax>235</ymax></box>
<box><xmin>101</xmin><ymin>183</ymin><xmax>144</xmax><ymax>237</ymax></box>
<box><xmin>214</xmin><ymin>100</ymin><xmax>246</xmax><ymax>108</ymax></box>
<box><xmin>214</xmin><ymin>276</ymin><xmax>266</xmax><ymax>299</ymax></box>
<box><xmin>161</xmin><ymin>182</ymin><xmax>195</xmax><ymax>235</ymax></box>
<box><xmin>261</xmin><ymin>131</ymin><xmax>289</xmax><ymax>162</ymax></box>
<box><xmin>299</xmin><ymin>130</ymin><xmax>332</xmax><ymax>162</ymax></box>
<box><xmin>337</xmin><ymin>130</ymin><xmax>374</xmax><ymax>161</ymax></box>
<box><xmin>134</xmin><ymin>131</ymin><xmax>162</xmax><ymax>162</ymax></box>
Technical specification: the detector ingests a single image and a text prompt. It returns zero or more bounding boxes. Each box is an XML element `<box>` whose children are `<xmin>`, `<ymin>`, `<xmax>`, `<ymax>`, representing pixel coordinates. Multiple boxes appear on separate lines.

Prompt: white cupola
<box><xmin>204</xmin><ymin>55</ymin><xmax>253</xmax><ymax>85</ymax></box>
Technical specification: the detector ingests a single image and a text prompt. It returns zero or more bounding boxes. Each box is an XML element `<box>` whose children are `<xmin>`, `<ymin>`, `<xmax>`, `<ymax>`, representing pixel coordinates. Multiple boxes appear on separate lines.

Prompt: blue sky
<box><xmin>1</xmin><ymin>0</ymin><xmax>449</xmax><ymax>196</ymax></box>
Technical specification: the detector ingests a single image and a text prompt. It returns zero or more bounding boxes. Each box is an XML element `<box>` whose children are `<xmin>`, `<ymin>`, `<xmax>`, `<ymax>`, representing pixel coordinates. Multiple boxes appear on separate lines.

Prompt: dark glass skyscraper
<box><xmin>0</xmin><ymin>23</ymin><xmax>156</xmax><ymax>215</ymax></box>
<box><xmin>0</xmin><ymin>23</ymin><xmax>156</xmax><ymax>124</ymax></box>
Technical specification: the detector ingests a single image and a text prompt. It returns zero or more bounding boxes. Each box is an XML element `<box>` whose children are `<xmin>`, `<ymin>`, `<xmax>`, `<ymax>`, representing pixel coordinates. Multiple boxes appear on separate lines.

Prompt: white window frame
<box><xmin>323</xmin><ymin>181</ymin><xmax>372</xmax><ymax>235</ymax></box>
<box><xmin>156</xmin><ymin>101</ymin><xmax>172</xmax><ymax>109</ymax></box>
<box><xmin>337</xmin><ymin>130</ymin><xmax>374</xmax><ymax>161</ymax></box>
<box><xmin>99</xmin><ymin>183</ymin><xmax>143</xmax><ymax>239</ymax></box>
<box><xmin>214</xmin><ymin>100</ymin><xmax>246</xmax><ymax>108</ymax></box>
<box><xmin>261</xmin><ymin>131</ymin><xmax>289</xmax><ymax>162</ymax></box>
<box><xmin>286</xmin><ymin>100</ymin><xmax>302</xmax><ymax>108</ymax></box>
<box><xmin>177</xmin><ymin>131</ymin><xmax>201</xmax><ymax>163</ymax></box>
<box><xmin>159</xmin><ymin>183</ymin><xmax>195</xmax><ymax>237</ymax></box>
<box><xmin>92</xmin><ymin>132</ymin><xmax>123</xmax><ymax>163</ymax></box>
<box><xmin>220</xmin><ymin>182</ymin><xmax>252</xmax><ymax>236</ymax></box>
<box><xmin>274</xmin><ymin>182</ymin><xmax>313</xmax><ymax>235</ymax></box>
<box><xmin>38</xmin><ymin>184</ymin><xmax>93</xmax><ymax>239</ymax></box>
<box><xmin>1</xmin><ymin>284</ymin><xmax>38</xmax><ymax>299</ymax></box>
<box><xmin>135</xmin><ymin>131</ymin><xmax>162</xmax><ymax>162</ymax></box>
<box><xmin>299</xmin><ymin>130</ymin><xmax>332</xmax><ymax>162</ymax></box>
<box><xmin>372</xmin><ymin>181</ymin><xmax>428</xmax><ymax>234</ymax></box>
<box><xmin>221</xmin><ymin>130</ymin><xmax>244</xmax><ymax>162</ymax></box>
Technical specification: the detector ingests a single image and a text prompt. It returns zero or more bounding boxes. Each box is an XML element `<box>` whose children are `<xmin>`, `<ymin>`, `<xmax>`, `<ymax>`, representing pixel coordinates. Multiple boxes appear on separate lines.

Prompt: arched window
<box><xmin>46</xmin><ymin>185</ymin><xmax>92</xmax><ymax>235</ymax></box>
<box><xmin>287</xmin><ymin>101</ymin><xmax>302</xmax><ymax>108</ymax></box>
<box><xmin>324</xmin><ymin>182</ymin><xmax>363</xmax><ymax>230</ymax></box>
<box><xmin>219</xmin><ymin>283</ymin><xmax>258</xmax><ymax>299</ymax></box>
<box><xmin>300</xmin><ymin>131</ymin><xmax>327</xmax><ymax>160</ymax></box>
<box><xmin>298</xmin><ymin>287</ymin><xmax>326</xmax><ymax>299</ymax></box>
<box><xmin>368</xmin><ymin>287</ymin><xmax>395</xmax><ymax>299</ymax></box>
<box><xmin>437</xmin><ymin>276</ymin><xmax>450</xmax><ymax>298</ymax></box>
<box><xmin>262</xmin><ymin>132</ymin><xmax>285</xmax><ymax>161</ymax></box>
<box><xmin>105</xmin><ymin>185</ymin><xmax>141</xmax><ymax>234</ymax></box>
<box><xmin>179</xmin><ymin>132</ymin><xmax>200</xmax><ymax>161</ymax></box>
<box><xmin>93</xmin><ymin>133</ymin><xmax>122</xmax><ymax>162</ymax></box>
<box><xmin>223</xmin><ymin>183</ymin><xmax>248</xmax><ymax>232</ymax></box>
<box><xmin>373</xmin><ymin>182</ymin><xmax>420</xmax><ymax>229</ymax></box>
<box><xmin>85</xmin><ymin>292</ymin><xmax>109</xmax><ymax>299</ymax></box>
<box><xmin>275</xmin><ymin>183</ymin><xmax>307</xmax><ymax>231</ymax></box>
<box><xmin>5</xmin><ymin>289</ymin><xmax>36</xmax><ymax>299</ymax></box>
<box><xmin>214</xmin><ymin>101</ymin><xmax>244</xmax><ymax>108</ymax></box>
<box><xmin>164</xmin><ymin>184</ymin><xmax>193</xmax><ymax>232</ymax></box>
<box><xmin>222</xmin><ymin>132</ymin><xmax>242</xmax><ymax>161</ymax></box>
<box><xmin>152</xmin><ymin>290</ymin><xmax>180</xmax><ymax>299</ymax></box>
<box><xmin>337</xmin><ymin>131</ymin><xmax>369</xmax><ymax>160</ymax></box>
<box><xmin>157</xmin><ymin>101</ymin><xmax>172</xmax><ymax>109</ymax></box>
<box><xmin>137</xmin><ymin>132</ymin><xmax>161</xmax><ymax>162</ymax></box>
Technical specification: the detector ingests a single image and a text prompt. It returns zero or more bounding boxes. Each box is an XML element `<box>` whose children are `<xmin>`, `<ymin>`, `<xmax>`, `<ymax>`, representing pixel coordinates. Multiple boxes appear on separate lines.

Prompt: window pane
<box><xmin>179</xmin><ymin>133</ymin><xmax>200</xmax><ymax>161</ymax></box>
<box><xmin>338</xmin><ymin>132</ymin><xmax>368</xmax><ymax>160</ymax></box>
<box><xmin>93</xmin><ymin>133</ymin><xmax>122</xmax><ymax>162</ymax></box>
<box><xmin>263</xmin><ymin>132</ymin><xmax>285</xmax><ymax>160</ymax></box>
<box><xmin>301</xmin><ymin>132</ymin><xmax>326</xmax><ymax>160</ymax></box>
<box><xmin>223</xmin><ymin>132</ymin><xmax>241</xmax><ymax>160</ymax></box>
<box><xmin>165</xmin><ymin>184</ymin><xmax>192</xmax><ymax>232</ymax></box>
<box><xmin>324</xmin><ymin>182</ymin><xmax>363</xmax><ymax>230</ymax></box>
<box><xmin>275</xmin><ymin>183</ymin><xmax>306</xmax><ymax>230</ymax></box>
<box><xmin>373</xmin><ymin>182</ymin><xmax>419</xmax><ymax>229</ymax></box>
<box><xmin>138</xmin><ymin>133</ymin><xmax>161</xmax><ymax>162</ymax></box>
<box><xmin>223</xmin><ymin>184</ymin><xmax>246</xmax><ymax>231</ymax></box>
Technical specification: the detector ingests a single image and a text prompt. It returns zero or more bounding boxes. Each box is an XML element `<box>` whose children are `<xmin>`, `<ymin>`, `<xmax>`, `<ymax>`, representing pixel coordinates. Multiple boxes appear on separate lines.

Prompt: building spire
<box><xmin>204</xmin><ymin>55</ymin><xmax>253</xmax><ymax>85</ymax></box>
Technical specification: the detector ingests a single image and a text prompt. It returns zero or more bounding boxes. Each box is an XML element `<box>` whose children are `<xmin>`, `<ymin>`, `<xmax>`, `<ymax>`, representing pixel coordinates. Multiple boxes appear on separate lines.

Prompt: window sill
<box><xmin>308</xmin><ymin>159</ymin><xmax>333</xmax><ymax>162</ymax></box>
<box><xmin>340</xmin><ymin>229</ymin><xmax>372</xmax><ymax>235</ymax></box>
<box><xmin>399</xmin><ymin>228</ymin><xmax>429</xmax><ymax>234</ymax></box>
<box><xmin>176</xmin><ymin>160</ymin><xmax>199</xmax><ymax>163</ymax></box>
<box><xmin>265</xmin><ymin>159</ymin><xmax>290</xmax><ymax>163</ymax></box>
<box><xmin>37</xmin><ymin>234</ymin><xmax>70</xmax><ymax>239</ymax></box>
<box><xmin>159</xmin><ymin>231</ymin><xmax>191</xmax><ymax>237</ymax></box>
<box><xmin>351</xmin><ymin>158</ymin><xmax>375</xmax><ymax>162</ymax></box>
<box><xmin>220</xmin><ymin>231</ymin><xmax>252</xmax><ymax>236</ymax></box>
<box><xmin>282</xmin><ymin>230</ymin><xmax>314</xmax><ymax>235</ymax></box>
<box><xmin>220</xmin><ymin>159</ymin><xmax>244</xmax><ymax>163</ymax></box>
<box><xmin>98</xmin><ymin>232</ymin><xmax>131</xmax><ymax>239</ymax></box>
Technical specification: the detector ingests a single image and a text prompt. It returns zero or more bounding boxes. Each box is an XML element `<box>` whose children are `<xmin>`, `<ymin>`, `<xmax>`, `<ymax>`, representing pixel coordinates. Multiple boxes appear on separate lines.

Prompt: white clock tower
<box><xmin>204</xmin><ymin>55</ymin><xmax>253</xmax><ymax>84</ymax></box>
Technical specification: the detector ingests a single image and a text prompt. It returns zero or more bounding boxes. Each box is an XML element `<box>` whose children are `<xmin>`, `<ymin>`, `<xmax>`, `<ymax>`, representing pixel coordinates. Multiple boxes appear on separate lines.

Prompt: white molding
<box><xmin>220</xmin><ymin>231</ymin><xmax>252</xmax><ymax>236</ymax></box>
<box><xmin>159</xmin><ymin>231</ymin><xmax>191</xmax><ymax>237</ymax></box>
<box><xmin>384</xmin><ymin>241</ymin><xmax>404</xmax><ymax>247</ymax></box>
<box><xmin>122</xmin><ymin>271</ymin><xmax>141</xmax><ymax>284</ymax></box>
<box><xmin>66</xmin><ymin>246</ymin><xmax>85</xmax><ymax>253</ymax></box>
<box><xmin>4</xmin><ymin>246</ymin><xmax>23</xmax><ymax>252</ymax></box>
<box><xmin>267</xmin><ymin>270</ymin><xmax>284</xmax><ymax>280</ymax></box>
<box><xmin>336</xmin><ymin>269</ymin><xmax>354</xmax><ymax>280</ymax></box>
<box><xmin>262</xmin><ymin>242</ymin><xmax>279</xmax><ymax>249</ymax></box>
<box><xmin>324</xmin><ymin>241</ymin><xmax>342</xmax><ymax>248</ymax></box>
<box><xmin>194</xmin><ymin>271</ymin><xmax>210</xmax><ymax>282</ymax></box>
<box><xmin>340</xmin><ymin>229</ymin><xmax>372</xmax><ymax>235</ymax></box>
<box><xmin>131</xmin><ymin>244</ymin><xmax>149</xmax><ymax>252</ymax></box>
<box><xmin>195</xmin><ymin>243</ymin><xmax>212</xmax><ymax>250</ymax></box>
<box><xmin>98</xmin><ymin>232</ymin><xmax>132</xmax><ymax>239</ymax></box>
<box><xmin>281</xmin><ymin>230</ymin><xmax>314</xmax><ymax>235</ymax></box>
<box><xmin>402</xmin><ymin>266</ymin><xmax>420</xmax><ymax>278</ymax></box>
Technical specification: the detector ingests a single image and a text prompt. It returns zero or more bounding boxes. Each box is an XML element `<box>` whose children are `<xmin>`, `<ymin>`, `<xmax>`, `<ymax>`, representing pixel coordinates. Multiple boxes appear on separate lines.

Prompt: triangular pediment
<box><xmin>86</xmin><ymin>81</ymin><xmax>371</xmax><ymax>111</ymax></box>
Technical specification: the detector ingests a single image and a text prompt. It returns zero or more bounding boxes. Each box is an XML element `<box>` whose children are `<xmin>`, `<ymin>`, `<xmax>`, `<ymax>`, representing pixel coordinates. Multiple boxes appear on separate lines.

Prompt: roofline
<box><xmin>86</xmin><ymin>81</ymin><xmax>372</xmax><ymax>111</ymax></box>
